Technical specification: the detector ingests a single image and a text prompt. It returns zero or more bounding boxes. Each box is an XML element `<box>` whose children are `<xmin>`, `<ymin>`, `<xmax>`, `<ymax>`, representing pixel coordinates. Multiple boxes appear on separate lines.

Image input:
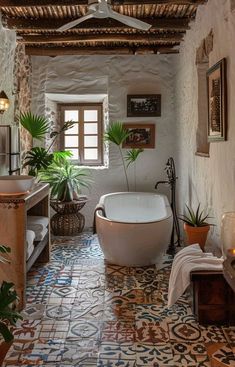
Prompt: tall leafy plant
<box><xmin>0</xmin><ymin>246</ymin><xmax>22</xmax><ymax>342</ymax></box>
<box><xmin>104</xmin><ymin>122</ymin><xmax>143</xmax><ymax>191</ymax></box>
<box><xmin>19</xmin><ymin>112</ymin><xmax>74</xmax><ymax>176</ymax></box>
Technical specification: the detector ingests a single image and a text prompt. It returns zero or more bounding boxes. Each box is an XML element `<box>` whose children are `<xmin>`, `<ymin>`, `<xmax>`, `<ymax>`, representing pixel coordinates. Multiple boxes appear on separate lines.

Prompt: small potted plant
<box><xmin>179</xmin><ymin>204</ymin><xmax>213</xmax><ymax>251</ymax></box>
<box><xmin>38</xmin><ymin>156</ymin><xmax>92</xmax><ymax>236</ymax></box>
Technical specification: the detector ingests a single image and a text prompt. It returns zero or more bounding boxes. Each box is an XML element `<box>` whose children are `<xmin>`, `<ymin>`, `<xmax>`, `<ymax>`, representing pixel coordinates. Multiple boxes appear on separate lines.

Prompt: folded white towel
<box><xmin>27</xmin><ymin>216</ymin><xmax>49</xmax><ymax>233</ymax></box>
<box><xmin>26</xmin><ymin>229</ymin><xmax>36</xmax><ymax>249</ymax></box>
<box><xmin>167</xmin><ymin>244</ymin><xmax>223</xmax><ymax>307</ymax></box>
<box><xmin>26</xmin><ymin>244</ymin><xmax>34</xmax><ymax>260</ymax></box>
<box><xmin>34</xmin><ymin>227</ymin><xmax>48</xmax><ymax>241</ymax></box>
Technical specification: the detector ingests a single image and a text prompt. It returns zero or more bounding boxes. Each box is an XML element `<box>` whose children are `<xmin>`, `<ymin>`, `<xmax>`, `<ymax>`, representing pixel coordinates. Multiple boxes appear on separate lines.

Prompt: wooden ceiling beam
<box><xmin>0</xmin><ymin>1</ymin><xmax>207</xmax><ymax>7</ymax></box>
<box><xmin>25</xmin><ymin>44</ymin><xmax>179</xmax><ymax>56</ymax></box>
<box><xmin>5</xmin><ymin>17</ymin><xmax>190</xmax><ymax>31</ymax></box>
<box><xmin>18</xmin><ymin>33</ymin><xmax>184</xmax><ymax>43</ymax></box>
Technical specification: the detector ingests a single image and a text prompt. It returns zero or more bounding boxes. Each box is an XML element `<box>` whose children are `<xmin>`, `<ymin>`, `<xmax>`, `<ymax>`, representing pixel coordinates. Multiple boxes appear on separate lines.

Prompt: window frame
<box><xmin>59</xmin><ymin>103</ymin><xmax>103</xmax><ymax>166</ymax></box>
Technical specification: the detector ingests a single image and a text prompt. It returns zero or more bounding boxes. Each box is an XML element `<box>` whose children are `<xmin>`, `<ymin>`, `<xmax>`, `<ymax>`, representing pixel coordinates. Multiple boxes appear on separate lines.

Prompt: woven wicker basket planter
<box><xmin>50</xmin><ymin>198</ymin><xmax>88</xmax><ymax>236</ymax></box>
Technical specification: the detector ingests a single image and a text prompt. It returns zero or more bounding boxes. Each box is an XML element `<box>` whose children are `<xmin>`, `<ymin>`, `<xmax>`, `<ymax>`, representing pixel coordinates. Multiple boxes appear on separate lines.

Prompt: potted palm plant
<box><xmin>179</xmin><ymin>204</ymin><xmax>213</xmax><ymax>251</ymax></box>
<box><xmin>39</xmin><ymin>156</ymin><xmax>92</xmax><ymax>236</ymax></box>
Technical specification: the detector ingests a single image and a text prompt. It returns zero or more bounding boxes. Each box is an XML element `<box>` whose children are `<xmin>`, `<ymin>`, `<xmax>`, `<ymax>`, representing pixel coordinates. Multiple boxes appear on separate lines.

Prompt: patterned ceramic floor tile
<box><xmin>3</xmin><ymin>232</ymin><xmax>235</xmax><ymax>367</ymax></box>
<box><xmin>67</xmin><ymin>320</ymin><xmax>102</xmax><ymax>340</ymax></box>
<box><xmin>99</xmin><ymin>342</ymin><xmax>136</xmax><ymax>360</ymax></box>
<box><xmin>101</xmin><ymin>321</ymin><xmax>135</xmax><ymax>343</ymax></box>
<box><xmin>135</xmin><ymin>304</ymin><xmax>163</xmax><ymax>323</ymax></box>
<box><xmin>44</xmin><ymin>304</ymin><xmax>72</xmax><ymax>320</ymax></box>
<box><xmin>20</xmin><ymin>304</ymin><xmax>45</xmax><ymax>320</ymax></box>
<box><xmin>222</xmin><ymin>327</ymin><xmax>235</xmax><ymax>345</ymax></box>
<box><xmin>36</xmin><ymin>319</ymin><xmax>70</xmax><ymax>339</ymax></box>
<box><xmin>71</xmin><ymin>302</ymin><xmax>104</xmax><ymax>320</ymax></box>
<box><xmin>201</xmin><ymin>326</ymin><xmax>228</xmax><ymax>343</ymax></box>
<box><xmin>135</xmin><ymin>343</ymin><xmax>174</xmax><ymax>366</ymax></box>
<box><xmin>168</xmin><ymin>318</ymin><xmax>203</xmax><ymax>343</ymax></box>
<box><xmin>103</xmin><ymin>302</ymin><xmax>136</xmax><ymax>321</ymax></box>
<box><xmin>62</xmin><ymin>341</ymin><xmax>99</xmax><ymax>365</ymax></box>
<box><xmin>12</xmin><ymin>319</ymin><xmax>41</xmax><ymax>340</ymax></box>
<box><xmin>205</xmin><ymin>342</ymin><xmax>235</xmax><ymax>366</ymax></box>
<box><xmin>135</xmin><ymin>319</ymin><xmax>169</xmax><ymax>344</ymax></box>
<box><xmin>26</xmin><ymin>285</ymin><xmax>53</xmax><ymax>304</ymax></box>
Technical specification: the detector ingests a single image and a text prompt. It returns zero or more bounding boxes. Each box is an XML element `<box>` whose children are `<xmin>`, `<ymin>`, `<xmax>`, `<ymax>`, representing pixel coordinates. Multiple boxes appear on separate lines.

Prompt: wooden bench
<box><xmin>190</xmin><ymin>270</ymin><xmax>235</xmax><ymax>325</ymax></box>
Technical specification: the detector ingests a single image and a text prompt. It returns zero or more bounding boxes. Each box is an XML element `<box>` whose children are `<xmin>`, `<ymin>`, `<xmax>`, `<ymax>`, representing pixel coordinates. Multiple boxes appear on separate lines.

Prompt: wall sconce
<box><xmin>0</xmin><ymin>91</ymin><xmax>10</xmax><ymax>114</ymax></box>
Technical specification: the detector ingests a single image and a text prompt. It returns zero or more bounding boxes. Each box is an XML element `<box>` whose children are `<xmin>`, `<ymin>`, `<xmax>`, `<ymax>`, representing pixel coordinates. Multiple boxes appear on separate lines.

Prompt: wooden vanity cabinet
<box><xmin>0</xmin><ymin>183</ymin><xmax>50</xmax><ymax>310</ymax></box>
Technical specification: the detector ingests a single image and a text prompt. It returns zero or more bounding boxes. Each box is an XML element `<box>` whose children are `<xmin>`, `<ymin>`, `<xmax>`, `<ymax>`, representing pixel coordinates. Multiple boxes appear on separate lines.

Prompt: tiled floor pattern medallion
<box><xmin>2</xmin><ymin>233</ymin><xmax>235</xmax><ymax>366</ymax></box>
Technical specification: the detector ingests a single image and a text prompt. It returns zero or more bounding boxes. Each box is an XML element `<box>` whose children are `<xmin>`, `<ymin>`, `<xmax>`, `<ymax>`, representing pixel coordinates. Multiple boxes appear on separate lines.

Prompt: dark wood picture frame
<box><xmin>127</xmin><ymin>94</ymin><xmax>161</xmax><ymax>117</ymax></box>
<box><xmin>207</xmin><ymin>58</ymin><xmax>227</xmax><ymax>142</ymax></box>
<box><xmin>122</xmin><ymin>123</ymin><xmax>155</xmax><ymax>149</ymax></box>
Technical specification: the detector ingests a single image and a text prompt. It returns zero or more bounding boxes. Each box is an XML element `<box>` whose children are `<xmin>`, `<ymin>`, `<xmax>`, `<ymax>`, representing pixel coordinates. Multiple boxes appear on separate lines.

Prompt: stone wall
<box><xmin>0</xmin><ymin>22</ymin><xmax>16</xmax><ymax>175</ymax></box>
<box><xmin>13</xmin><ymin>44</ymin><xmax>32</xmax><ymax>159</ymax></box>
<box><xmin>175</xmin><ymin>0</ymin><xmax>235</xmax><ymax>250</ymax></box>
<box><xmin>31</xmin><ymin>55</ymin><xmax>177</xmax><ymax>227</ymax></box>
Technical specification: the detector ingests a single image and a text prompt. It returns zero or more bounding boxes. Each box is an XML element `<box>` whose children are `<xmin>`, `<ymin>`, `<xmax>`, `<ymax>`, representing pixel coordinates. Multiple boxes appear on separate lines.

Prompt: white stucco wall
<box><xmin>0</xmin><ymin>22</ymin><xmax>16</xmax><ymax>174</ymax></box>
<box><xmin>175</xmin><ymin>0</ymin><xmax>235</xmax><ymax>250</ymax></box>
<box><xmin>31</xmin><ymin>55</ymin><xmax>177</xmax><ymax>227</ymax></box>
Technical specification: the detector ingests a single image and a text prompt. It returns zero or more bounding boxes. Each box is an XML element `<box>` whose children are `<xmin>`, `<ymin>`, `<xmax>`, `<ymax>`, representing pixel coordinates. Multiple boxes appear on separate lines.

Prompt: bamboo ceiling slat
<box><xmin>0</xmin><ymin>1</ymin><xmax>207</xmax><ymax>55</ymax></box>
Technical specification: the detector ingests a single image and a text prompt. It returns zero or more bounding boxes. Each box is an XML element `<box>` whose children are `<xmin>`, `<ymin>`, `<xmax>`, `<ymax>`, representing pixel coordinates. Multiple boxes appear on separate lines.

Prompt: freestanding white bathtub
<box><xmin>95</xmin><ymin>192</ymin><xmax>173</xmax><ymax>266</ymax></box>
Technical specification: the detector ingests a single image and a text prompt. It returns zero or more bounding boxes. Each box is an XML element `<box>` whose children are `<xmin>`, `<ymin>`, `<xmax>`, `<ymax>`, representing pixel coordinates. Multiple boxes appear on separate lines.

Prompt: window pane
<box><xmin>65</xmin><ymin>148</ymin><xmax>79</xmax><ymax>160</ymax></box>
<box><xmin>65</xmin><ymin>135</ymin><xmax>78</xmax><ymax>148</ymax></box>
<box><xmin>84</xmin><ymin>135</ymin><xmax>98</xmax><ymax>147</ymax></box>
<box><xmin>64</xmin><ymin>110</ymin><xmax>79</xmax><ymax>121</ymax></box>
<box><xmin>84</xmin><ymin>148</ymin><xmax>98</xmax><ymax>160</ymax></box>
<box><xmin>84</xmin><ymin>110</ymin><xmax>98</xmax><ymax>122</ymax></box>
<box><xmin>84</xmin><ymin>123</ymin><xmax>97</xmax><ymax>134</ymax></box>
<box><xmin>65</xmin><ymin>122</ymin><xmax>79</xmax><ymax>135</ymax></box>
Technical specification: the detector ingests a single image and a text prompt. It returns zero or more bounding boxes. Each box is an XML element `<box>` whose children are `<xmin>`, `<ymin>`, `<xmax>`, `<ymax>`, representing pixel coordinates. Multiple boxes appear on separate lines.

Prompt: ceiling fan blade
<box><xmin>108</xmin><ymin>9</ymin><xmax>152</xmax><ymax>31</ymax></box>
<box><xmin>57</xmin><ymin>12</ymin><xmax>94</xmax><ymax>31</ymax></box>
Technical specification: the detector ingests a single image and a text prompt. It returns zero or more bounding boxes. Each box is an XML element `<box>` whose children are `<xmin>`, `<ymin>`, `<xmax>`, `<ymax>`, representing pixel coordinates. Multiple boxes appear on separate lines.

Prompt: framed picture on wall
<box><xmin>207</xmin><ymin>58</ymin><xmax>227</xmax><ymax>142</ymax></box>
<box><xmin>122</xmin><ymin>123</ymin><xmax>155</xmax><ymax>149</ymax></box>
<box><xmin>127</xmin><ymin>94</ymin><xmax>161</xmax><ymax>117</ymax></box>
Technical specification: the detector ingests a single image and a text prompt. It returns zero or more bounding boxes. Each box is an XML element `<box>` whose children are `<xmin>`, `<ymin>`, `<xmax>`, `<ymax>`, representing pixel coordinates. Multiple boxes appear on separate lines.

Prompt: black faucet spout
<box><xmin>155</xmin><ymin>180</ymin><xmax>169</xmax><ymax>189</ymax></box>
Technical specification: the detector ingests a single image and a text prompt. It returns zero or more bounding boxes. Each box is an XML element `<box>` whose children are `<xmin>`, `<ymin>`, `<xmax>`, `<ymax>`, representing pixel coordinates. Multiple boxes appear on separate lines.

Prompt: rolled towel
<box><xmin>26</xmin><ymin>244</ymin><xmax>34</xmax><ymax>260</ymax></box>
<box><xmin>34</xmin><ymin>227</ymin><xmax>48</xmax><ymax>242</ymax></box>
<box><xmin>167</xmin><ymin>244</ymin><xmax>223</xmax><ymax>307</ymax></box>
<box><xmin>26</xmin><ymin>229</ymin><xmax>36</xmax><ymax>249</ymax></box>
<box><xmin>27</xmin><ymin>215</ymin><xmax>49</xmax><ymax>233</ymax></box>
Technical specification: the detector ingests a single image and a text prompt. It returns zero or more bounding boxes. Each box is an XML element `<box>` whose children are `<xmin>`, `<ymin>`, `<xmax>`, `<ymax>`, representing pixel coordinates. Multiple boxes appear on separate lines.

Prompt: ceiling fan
<box><xmin>57</xmin><ymin>0</ymin><xmax>152</xmax><ymax>32</ymax></box>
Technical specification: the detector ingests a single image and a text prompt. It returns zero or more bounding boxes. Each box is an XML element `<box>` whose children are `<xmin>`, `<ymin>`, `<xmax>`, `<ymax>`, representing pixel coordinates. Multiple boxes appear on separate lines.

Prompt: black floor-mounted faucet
<box><xmin>155</xmin><ymin>157</ymin><xmax>181</xmax><ymax>255</ymax></box>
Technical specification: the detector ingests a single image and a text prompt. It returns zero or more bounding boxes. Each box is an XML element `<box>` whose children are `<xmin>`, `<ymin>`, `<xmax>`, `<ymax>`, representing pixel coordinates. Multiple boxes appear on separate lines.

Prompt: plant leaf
<box><xmin>125</xmin><ymin>148</ymin><xmax>144</xmax><ymax>168</ymax></box>
<box><xmin>104</xmin><ymin>122</ymin><xmax>131</xmax><ymax>146</ymax></box>
<box><xmin>19</xmin><ymin>112</ymin><xmax>50</xmax><ymax>140</ymax></box>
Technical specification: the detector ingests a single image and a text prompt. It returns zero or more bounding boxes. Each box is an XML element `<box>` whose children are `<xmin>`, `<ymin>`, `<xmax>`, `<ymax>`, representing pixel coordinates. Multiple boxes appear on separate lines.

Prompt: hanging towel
<box><xmin>27</xmin><ymin>215</ymin><xmax>49</xmax><ymax>233</ymax></box>
<box><xmin>167</xmin><ymin>244</ymin><xmax>223</xmax><ymax>307</ymax></box>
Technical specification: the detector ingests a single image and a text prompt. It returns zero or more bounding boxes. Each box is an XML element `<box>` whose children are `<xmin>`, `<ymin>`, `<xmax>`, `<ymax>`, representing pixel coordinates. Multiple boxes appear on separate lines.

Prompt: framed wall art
<box><xmin>127</xmin><ymin>94</ymin><xmax>161</xmax><ymax>117</ymax></box>
<box><xmin>207</xmin><ymin>58</ymin><xmax>227</xmax><ymax>142</ymax></box>
<box><xmin>122</xmin><ymin>123</ymin><xmax>155</xmax><ymax>149</ymax></box>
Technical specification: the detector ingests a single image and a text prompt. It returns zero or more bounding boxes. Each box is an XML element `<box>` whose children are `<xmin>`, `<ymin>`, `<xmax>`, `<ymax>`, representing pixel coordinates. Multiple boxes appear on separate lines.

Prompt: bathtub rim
<box><xmin>96</xmin><ymin>191</ymin><xmax>172</xmax><ymax>224</ymax></box>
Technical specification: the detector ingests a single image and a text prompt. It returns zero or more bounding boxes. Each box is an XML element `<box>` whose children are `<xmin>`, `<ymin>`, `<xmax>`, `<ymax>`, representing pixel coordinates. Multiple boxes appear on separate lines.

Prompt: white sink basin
<box><xmin>0</xmin><ymin>175</ymin><xmax>35</xmax><ymax>195</ymax></box>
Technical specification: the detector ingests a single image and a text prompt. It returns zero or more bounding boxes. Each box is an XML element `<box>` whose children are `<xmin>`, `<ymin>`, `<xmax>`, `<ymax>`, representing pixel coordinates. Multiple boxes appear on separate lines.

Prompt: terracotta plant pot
<box><xmin>184</xmin><ymin>223</ymin><xmax>210</xmax><ymax>251</ymax></box>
